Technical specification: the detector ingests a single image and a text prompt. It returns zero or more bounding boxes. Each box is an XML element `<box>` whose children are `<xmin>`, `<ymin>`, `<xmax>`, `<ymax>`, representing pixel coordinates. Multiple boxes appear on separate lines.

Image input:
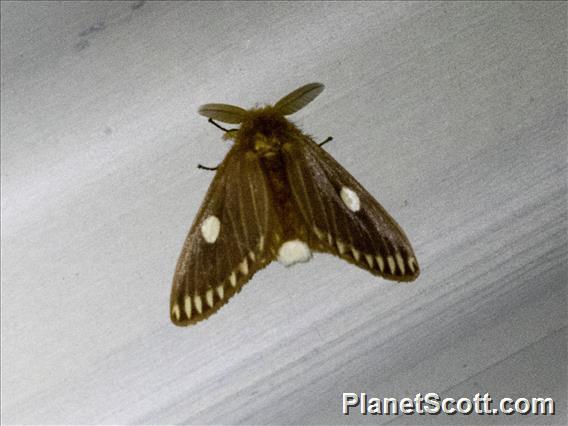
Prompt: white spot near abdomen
<box><xmin>201</xmin><ymin>215</ymin><xmax>220</xmax><ymax>243</ymax></box>
<box><xmin>340</xmin><ymin>187</ymin><xmax>360</xmax><ymax>212</ymax></box>
<box><xmin>277</xmin><ymin>240</ymin><xmax>312</xmax><ymax>266</ymax></box>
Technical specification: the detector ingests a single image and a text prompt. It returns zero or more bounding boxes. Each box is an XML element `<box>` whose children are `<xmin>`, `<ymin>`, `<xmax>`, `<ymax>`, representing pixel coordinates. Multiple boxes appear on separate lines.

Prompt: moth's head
<box><xmin>198</xmin><ymin>82</ymin><xmax>324</xmax><ymax>129</ymax></box>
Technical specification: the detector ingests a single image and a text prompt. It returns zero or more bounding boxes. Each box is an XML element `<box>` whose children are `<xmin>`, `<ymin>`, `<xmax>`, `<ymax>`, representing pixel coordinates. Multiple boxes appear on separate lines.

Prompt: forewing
<box><xmin>171</xmin><ymin>147</ymin><xmax>281</xmax><ymax>326</ymax></box>
<box><xmin>283</xmin><ymin>138</ymin><xmax>419</xmax><ymax>282</ymax></box>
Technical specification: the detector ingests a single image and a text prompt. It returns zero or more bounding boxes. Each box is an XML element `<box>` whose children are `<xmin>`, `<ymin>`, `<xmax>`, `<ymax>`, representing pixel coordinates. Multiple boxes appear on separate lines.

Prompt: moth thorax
<box><xmin>254</xmin><ymin>134</ymin><xmax>280</xmax><ymax>157</ymax></box>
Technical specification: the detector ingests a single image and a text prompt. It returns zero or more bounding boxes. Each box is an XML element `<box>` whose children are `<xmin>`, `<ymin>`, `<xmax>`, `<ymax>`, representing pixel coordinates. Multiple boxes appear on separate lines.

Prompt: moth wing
<box><xmin>274</xmin><ymin>83</ymin><xmax>325</xmax><ymax>115</ymax></box>
<box><xmin>171</xmin><ymin>147</ymin><xmax>281</xmax><ymax>326</ymax></box>
<box><xmin>198</xmin><ymin>103</ymin><xmax>247</xmax><ymax>124</ymax></box>
<box><xmin>283</xmin><ymin>138</ymin><xmax>420</xmax><ymax>282</ymax></box>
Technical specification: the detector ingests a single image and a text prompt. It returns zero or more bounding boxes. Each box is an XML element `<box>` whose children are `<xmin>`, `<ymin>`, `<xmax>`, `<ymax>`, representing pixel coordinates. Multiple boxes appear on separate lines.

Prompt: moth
<box><xmin>171</xmin><ymin>83</ymin><xmax>419</xmax><ymax>326</ymax></box>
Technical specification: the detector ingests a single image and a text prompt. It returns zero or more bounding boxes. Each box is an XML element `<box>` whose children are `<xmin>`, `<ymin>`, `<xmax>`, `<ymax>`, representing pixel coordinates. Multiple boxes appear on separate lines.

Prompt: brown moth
<box><xmin>171</xmin><ymin>83</ymin><xmax>419</xmax><ymax>326</ymax></box>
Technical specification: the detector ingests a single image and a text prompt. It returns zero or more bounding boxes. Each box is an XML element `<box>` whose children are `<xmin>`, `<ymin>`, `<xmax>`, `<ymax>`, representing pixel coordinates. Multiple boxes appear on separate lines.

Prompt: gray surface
<box><xmin>1</xmin><ymin>1</ymin><xmax>566</xmax><ymax>424</ymax></box>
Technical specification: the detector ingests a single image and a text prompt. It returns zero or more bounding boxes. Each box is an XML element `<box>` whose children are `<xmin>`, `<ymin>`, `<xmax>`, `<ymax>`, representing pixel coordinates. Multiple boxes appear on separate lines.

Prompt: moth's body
<box><xmin>171</xmin><ymin>84</ymin><xmax>419</xmax><ymax>326</ymax></box>
<box><xmin>238</xmin><ymin>108</ymin><xmax>311</xmax><ymax>245</ymax></box>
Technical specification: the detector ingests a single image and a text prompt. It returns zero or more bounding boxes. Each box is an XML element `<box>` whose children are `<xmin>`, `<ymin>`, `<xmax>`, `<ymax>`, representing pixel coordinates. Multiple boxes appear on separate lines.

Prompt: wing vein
<box><xmin>226</xmin><ymin>204</ymin><xmax>245</xmax><ymax>260</ymax></box>
<box><xmin>236</xmin><ymin>159</ymin><xmax>251</xmax><ymax>250</ymax></box>
<box><xmin>247</xmin><ymin>166</ymin><xmax>263</xmax><ymax>242</ymax></box>
<box><xmin>305</xmin><ymin>148</ymin><xmax>332</xmax><ymax>237</ymax></box>
<box><xmin>262</xmin><ymin>165</ymin><xmax>270</xmax><ymax>240</ymax></box>
<box><xmin>292</xmin><ymin>159</ymin><xmax>315</xmax><ymax>225</ymax></box>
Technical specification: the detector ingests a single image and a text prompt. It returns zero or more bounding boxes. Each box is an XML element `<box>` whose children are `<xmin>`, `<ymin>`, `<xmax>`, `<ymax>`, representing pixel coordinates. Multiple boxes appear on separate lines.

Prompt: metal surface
<box><xmin>2</xmin><ymin>1</ymin><xmax>566</xmax><ymax>424</ymax></box>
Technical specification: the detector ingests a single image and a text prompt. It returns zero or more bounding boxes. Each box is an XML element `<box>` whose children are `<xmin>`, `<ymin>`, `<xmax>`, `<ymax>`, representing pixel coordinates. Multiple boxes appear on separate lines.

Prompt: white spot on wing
<box><xmin>258</xmin><ymin>236</ymin><xmax>265</xmax><ymax>252</ymax></box>
<box><xmin>239</xmin><ymin>258</ymin><xmax>249</xmax><ymax>275</ymax></box>
<box><xmin>340</xmin><ymin>187</ymin><xmax>360</xmax><ymax>212</ymax></box>
<box><xmin>194</xmin><ymin>295</ymin><xmax>203</xmax><ymax>314</ymax></box>
<box><xmin>172</xmin><ymin>304</ymin><xmax>180</xmax><ymax>321</ymax></box>
<box><xmin>229</xmin><ymin>272</ymin><xmax>237</xmax><ymax>287</ymax></box>
<box><xmin>376</xmin><ymin>255</ymin><xmax>385</xmax><ymax>272</ymax></box>
<box><xmin>201</xmin><ymin>215</ymin><xmax>220</xmax><ymax>243</ymax></box>
<box><xmin>337</xmin><ymin>240</ymin><xmax>346</xmax><ymax>254</ymax></box>
<box><xmin>387</xmin><ymin>255</ymin><xmax>396</xmax><ymax>274</ymax></box>
<box><xmin>206</xmin><ymin>289</ymin><xmax>214</xmax><ymax>307</ymax></box>
<box><xmin>184</xmin><ymin>295</ymin><xmax>192</xmax><ymax>319</ymax></box>
<box><xmin>216</xmin><ymin>285</ymin><xmax>224</xmax><ymax>300</ymax></box>
<box><xmin>365</xmin><ymin>254</ymin><xmax>374</xmax><ymax>268</ymax></box>
<box><xmin>408</xmin><ymin>257</ymin><xmax>417</xmax><ymax>273</ymax></box>
<box><xmin>351</xmin><ymin>247</ymin><xmax>361</xmax><ymax>261</ymax></box>
<box><xmin>327</xmin><ymin>233</ymin><xmax>334</xmax><ymax>246</ymax></box>
<box><xmin>277</xmin><ymin>240</ymin><xmax>312</xmax><ymax>266</ymax></box>
<box><xmin>396</xmin><ymin>252</ymin><xmax>405</xmax><ymax>275</ymax></box>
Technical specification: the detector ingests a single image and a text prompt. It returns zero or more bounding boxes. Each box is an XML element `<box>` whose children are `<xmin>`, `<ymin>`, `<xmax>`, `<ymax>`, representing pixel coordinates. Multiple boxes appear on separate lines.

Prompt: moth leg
<box><xmin>318</xmin><ymin>136</ymin><xmax>333</xmax><ymax>147</ymax></box>
<box><xmin>208</xmin><ymin>118</ymin><xmax>238</xmax><ymax>134</ymax></box>
<box><xmin>197</xmin><ymin>163</ymin><xmax>219</xmax><ymax>171</ymax></box>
